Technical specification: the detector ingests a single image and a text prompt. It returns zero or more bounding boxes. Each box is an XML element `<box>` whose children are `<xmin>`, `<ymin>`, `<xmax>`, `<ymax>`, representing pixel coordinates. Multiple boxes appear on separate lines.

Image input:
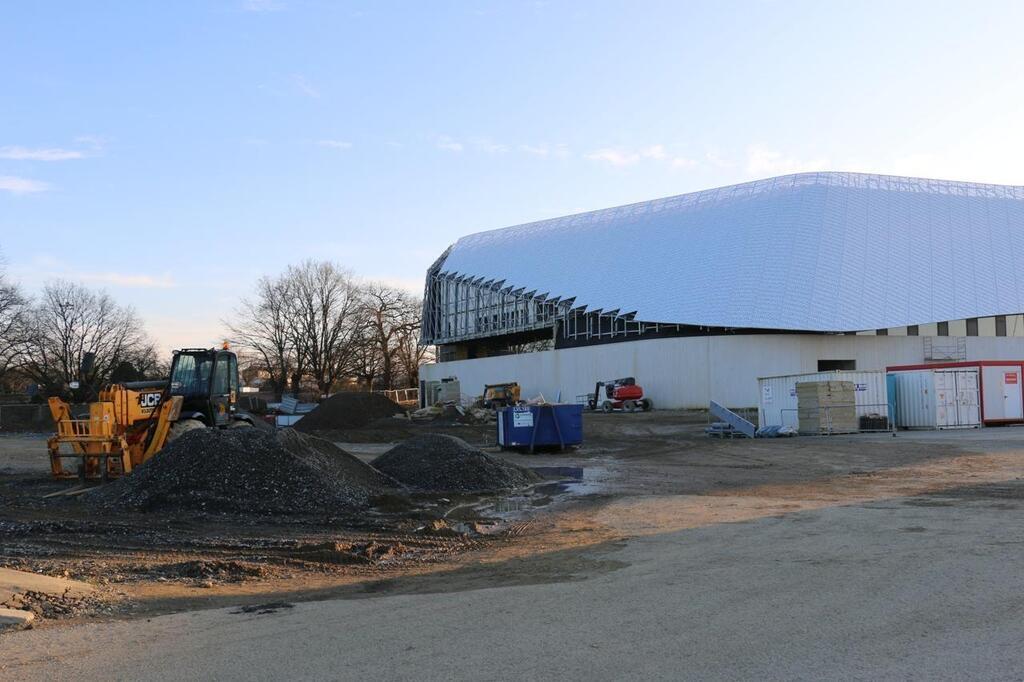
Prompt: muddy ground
<box><xmin>2</xmin><ymin>412</ymin><xmax>1024</xmax><ymax>630</ymax></box>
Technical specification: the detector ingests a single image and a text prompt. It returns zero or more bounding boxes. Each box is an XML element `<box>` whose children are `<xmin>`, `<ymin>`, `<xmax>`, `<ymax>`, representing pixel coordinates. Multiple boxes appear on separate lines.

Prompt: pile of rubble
<box><xmin>373</xmin><ymin>434</ymin><xmax>541</xmax><ymax>493</ymax></box>
<box><xmin>95</xmin><ymin>429</ymin><xmax>397</xmax><ymax>515</ymax></box>
<box><xmin>295</xmin><ymin>392</ymin><xmax>404</xmax><ymax>432</ymax></box>
<box><xmin>407</xmin><ymin>403</ymin><xmax>495</xmax><ymax>424</ymax></box>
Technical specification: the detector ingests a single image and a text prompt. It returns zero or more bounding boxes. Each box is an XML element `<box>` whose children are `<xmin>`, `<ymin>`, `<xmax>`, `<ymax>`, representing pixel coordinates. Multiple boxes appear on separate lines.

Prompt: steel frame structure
<box><xmin>421</xmin><ymin>250</ymin><xmax>683</xmax><ymax>346</ymax></box>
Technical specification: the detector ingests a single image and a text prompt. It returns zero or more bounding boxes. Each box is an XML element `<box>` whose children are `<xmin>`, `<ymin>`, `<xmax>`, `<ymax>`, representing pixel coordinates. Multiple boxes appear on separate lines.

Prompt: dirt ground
<box><xmin>2</xmin><ymin>412</ymin><xmax>1024</xmax><ymax>630</ymax></box>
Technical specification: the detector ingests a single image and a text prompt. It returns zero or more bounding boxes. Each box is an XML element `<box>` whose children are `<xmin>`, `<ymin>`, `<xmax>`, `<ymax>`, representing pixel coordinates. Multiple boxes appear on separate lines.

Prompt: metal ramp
<box><xmin>709</xmin><ymin>401</ymin><xmax>756</xmax><ymax>438</ymax></box>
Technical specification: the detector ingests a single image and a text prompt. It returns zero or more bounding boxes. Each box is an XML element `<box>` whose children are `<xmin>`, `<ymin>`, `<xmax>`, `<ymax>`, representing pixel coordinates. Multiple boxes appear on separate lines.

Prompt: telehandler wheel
<box><xmin>641</xmin><ymin>398</ymin><xmax>653</xmax><ymax>412</ymax></box>
<box><xmin>623</xmin><ymin>400</ymin><xmax>637</xmax><ymax>413</ymax></box>
<box><xmin>167</xmin><ymin>418</ymin><xmax>206</xmax><ymax>442</ymax></box>
<box><xmin>601</xmin><ymin>401</ymin><xmax>613</xmax><ymax>413</ymax></box>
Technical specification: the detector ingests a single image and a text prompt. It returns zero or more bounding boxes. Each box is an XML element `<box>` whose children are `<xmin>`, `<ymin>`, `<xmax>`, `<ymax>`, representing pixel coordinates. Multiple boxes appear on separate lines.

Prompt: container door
<box><xmin>1003</xmin><ymin>368</ymin><xmax>1023</xmax><ymax>420</ymax></box>
<box><xmin>981</xmin><ymin>366</ymin><xmax>1023</xmax><ymax>421</ymax></box>
<box><xmin>934</xmin><ymin>371</ymin><xmax>958</xmax><ymax>427</ymax></box>
<box><xmin>955</xmin><ymin>369</ymin><xmax>980</xmax><ymax>426</ymax></box>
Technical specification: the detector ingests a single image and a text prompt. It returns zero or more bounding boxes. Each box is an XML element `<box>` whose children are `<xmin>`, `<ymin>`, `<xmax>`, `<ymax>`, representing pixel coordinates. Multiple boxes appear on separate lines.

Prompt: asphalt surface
<box><xmin>5</xmin><ymin>485</ymin><xmax>1024</xmax><ymax>681</ymax></box>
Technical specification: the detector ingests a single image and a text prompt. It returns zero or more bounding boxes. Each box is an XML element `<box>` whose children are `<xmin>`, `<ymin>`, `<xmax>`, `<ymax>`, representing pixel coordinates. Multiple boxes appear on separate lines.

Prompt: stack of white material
<box><xmin>796</xmin><ymin>381</ymin><xmax>857</xmax><ymax>434</ymax></box>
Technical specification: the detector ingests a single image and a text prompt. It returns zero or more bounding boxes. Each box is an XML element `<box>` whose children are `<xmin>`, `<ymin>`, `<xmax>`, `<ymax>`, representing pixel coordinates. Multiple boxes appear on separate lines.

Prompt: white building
<box><xmin>419</xmin><ymin>172</ymin><xmax>1024</xmax><ymax>408</ymax></box>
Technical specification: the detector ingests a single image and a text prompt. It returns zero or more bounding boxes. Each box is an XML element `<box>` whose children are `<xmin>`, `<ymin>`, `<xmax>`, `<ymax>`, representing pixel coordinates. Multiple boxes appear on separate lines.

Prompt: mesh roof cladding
<box><xmin>436</xmin><ymin>172</ymin><xmax>1024</xmax><ymax>333</ymax></box>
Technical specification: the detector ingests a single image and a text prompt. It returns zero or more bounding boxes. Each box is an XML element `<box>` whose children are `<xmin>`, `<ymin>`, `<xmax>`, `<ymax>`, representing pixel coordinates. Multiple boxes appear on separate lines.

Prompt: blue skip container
<box><xmin>497</xmin><ymin>404</ymin><xmax>583</xmax><ymax>451</ymax></box>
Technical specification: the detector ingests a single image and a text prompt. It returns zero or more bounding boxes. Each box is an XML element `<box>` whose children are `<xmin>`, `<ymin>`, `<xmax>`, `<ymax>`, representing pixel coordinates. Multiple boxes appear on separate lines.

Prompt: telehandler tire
<box><xmin>167</xmin><ymin>418</ymin><xmax>205</xmax><ymax>442</ymax></box>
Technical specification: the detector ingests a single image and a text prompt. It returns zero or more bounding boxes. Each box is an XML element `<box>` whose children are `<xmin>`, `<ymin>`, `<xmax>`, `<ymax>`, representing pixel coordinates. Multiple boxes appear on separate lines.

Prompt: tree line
<box><xmin>227</xmin><ymin>260</ymin><xmax>429</xmax><ymax>400</ymax></box>
<box><xmin>0</xmin><ymin>271</ymin><xmax>161</xmax><ymax>397</ymax></box>
<box><xmin>0</xmin><ymin>254</ymin><xmax>429</xmax><ymax>400</ymax></box>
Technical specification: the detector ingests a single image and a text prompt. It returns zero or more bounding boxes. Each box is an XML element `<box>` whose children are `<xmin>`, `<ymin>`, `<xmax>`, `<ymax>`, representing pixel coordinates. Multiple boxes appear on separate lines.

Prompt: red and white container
<box><xmin>887</xmin><ymin>360</ymin><xmax>1024</xmax><ymax>425</ymax></box>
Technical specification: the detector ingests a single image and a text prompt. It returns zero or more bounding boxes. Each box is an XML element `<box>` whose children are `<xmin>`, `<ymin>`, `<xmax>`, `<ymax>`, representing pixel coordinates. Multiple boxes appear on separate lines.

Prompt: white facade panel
<box><xmin>758</xmin><ymin>371</ymin><xmax>888</xmax><ymax>428</ymax></box>
<box><xmin>422</xmin><ymin>335</ymin><xmax>1024</xmax><ymax>410</ymax></box>
<box><xmin>436</xmin><ymin>172</ymin><xmax>1024</xmax><ymax>334</ymax></box>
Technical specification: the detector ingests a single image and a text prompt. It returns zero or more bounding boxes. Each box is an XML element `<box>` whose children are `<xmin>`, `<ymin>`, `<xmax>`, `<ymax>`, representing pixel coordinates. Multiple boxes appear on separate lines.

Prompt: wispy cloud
<box><xmin>242</xmin><ymin>0</ymin><xmax>283</xmax><ymax>11</ymax></box>
<box><xmin>0</xmin><ymin>176</ymin><xmax>50</xmax><ymax>194</ymax></box>
<box><xmin>670</xmin><ymin>157</ymin><xmax>698</xmax><ymax>170</ymax></box>
<box><xmin>73</xmin><ymin>135</ymin><xmax>106</xmax><ymax>153</ymax></box>
<box><xmin>437</xmin><ymin>136</ymin><xmax>464</xmax><ymax>152</ymax></box>
<box><xmin>0</xmin><ymin>146</ymin><xmax>84</xmax><ymax>161</ymax></box>
<box><xmin>705</xmin><ymin>150</ymin><xmax>733</xmax><ymax>169</ymax></box>
<box><xmin>317</xmin><ymin>139</ymin><xmax>352</xmax><ymax>150</ymax></box>
<box><xmin>745</xmin><ymin>144</ymin><xmax>829</xmax><ymax>177</ymax></box>
<box><xmin>585</xmin><ymin>148</ymin><xmax>641</xmax><ymax>166</ymax></box>
<box><xmin>291</xmin><ymin>74</ymin><xmax>320</xmax><ymax>99</ymax></box>
<box><xmin>585</xmin><ymin>144</ymin><xmax>693</xmax><ymax>169</ymax></box>
<box><xmin>10</xmin><ymin>254</ymin><xmax>177</xmax><ymax>289</ymax></box>
<box><xmin>78</xmin><ymin>272</ymin><xmax>177</xmax><ymax>289</ymax></box>
<box><xmin>469</xmin><ymin>138</ymin><xmax>508</xmax><ymax>154</ymax></box>
<box><xmin>518</xmin><ymin>144</ymin><xmax>550</xmax><ymax>157</ymax></box>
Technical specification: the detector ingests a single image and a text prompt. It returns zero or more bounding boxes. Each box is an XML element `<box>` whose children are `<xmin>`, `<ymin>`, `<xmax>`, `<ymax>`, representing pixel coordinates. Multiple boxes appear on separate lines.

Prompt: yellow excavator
<box><xmin>47</xmin><ymin>346</ymin><xmax>256</xmax><ymax>482</ymax></box>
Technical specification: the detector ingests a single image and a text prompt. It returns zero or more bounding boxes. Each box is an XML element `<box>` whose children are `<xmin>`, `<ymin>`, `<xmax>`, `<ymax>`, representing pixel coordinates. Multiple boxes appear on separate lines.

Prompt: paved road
<box><xmin>4</xmin><ymin>485</ymin><xmax>1024</xmax><ymax>681</ymax></box>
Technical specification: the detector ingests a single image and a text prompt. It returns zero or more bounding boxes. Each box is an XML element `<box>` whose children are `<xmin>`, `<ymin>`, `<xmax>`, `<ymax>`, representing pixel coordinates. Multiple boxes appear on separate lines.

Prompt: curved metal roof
<box><xmin>436</xmin><ymin>172</ymin><xmax>1024</xmax><ymax>332</ymax></box>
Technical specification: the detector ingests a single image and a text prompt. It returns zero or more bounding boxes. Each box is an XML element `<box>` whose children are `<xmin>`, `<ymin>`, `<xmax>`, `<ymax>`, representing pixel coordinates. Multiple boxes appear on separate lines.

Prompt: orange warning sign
<box><xmin>1006</xmin><ymin>372</ymin><xmax>1018</xmax><ymax>384</ymax></box>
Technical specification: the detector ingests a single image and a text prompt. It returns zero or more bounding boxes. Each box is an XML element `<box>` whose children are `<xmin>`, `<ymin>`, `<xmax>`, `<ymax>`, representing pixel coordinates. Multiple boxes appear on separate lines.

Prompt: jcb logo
<box><xmin>139</xmin><ymin>393</ymin><xmax>162</xmax><ymax>408</ymax></box>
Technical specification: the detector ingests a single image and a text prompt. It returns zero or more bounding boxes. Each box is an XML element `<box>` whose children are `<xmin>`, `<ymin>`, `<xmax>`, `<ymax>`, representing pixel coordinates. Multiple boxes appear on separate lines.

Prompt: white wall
<box><xmin>421</xmin><ymin>335</ymin><xmax>1024</xmax><ymax>409</ymax></box>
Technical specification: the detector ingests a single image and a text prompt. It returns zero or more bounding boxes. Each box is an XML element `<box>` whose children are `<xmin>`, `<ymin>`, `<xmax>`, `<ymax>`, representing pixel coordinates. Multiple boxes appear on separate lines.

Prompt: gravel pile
<box><xmin>295</xmin><ymin>392</ymin><xmax>404</xmax><ymax>432</ymax></box>
<box><xmin>95</xmin><ymin>428</ymin><xmax>397</xmax><ymax>515</ymax></box>
<box><xmin>372</xmin><ymin>434</ymin><xmax>541</xmax><ymax>493</ymax></box>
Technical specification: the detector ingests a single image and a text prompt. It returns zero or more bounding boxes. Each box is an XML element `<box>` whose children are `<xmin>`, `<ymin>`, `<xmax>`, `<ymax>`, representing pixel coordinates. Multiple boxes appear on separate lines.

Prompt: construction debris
<box><xmin>95</xmin><ymin>428</ymin><xmax>398</xmax><ymax>515</ymax></box>
<box><xmin>409</xmin><ymin>404</ymin><xmax>495</xmax><ymax>424</ymax></box>
<box><xmin>0</xmin><ymin>567</ymin><xmax>101</xmax><ymax>625</ymax></box>
<box><xmin>0</xmin><ymin>607</ymin><xmax>34</xmax><ymax>632</ymax></box>
<box><xmin>295</xmin><ymin>392</ymin><xmax>404</xmax><ymax>432</ymax></box>
<box><xmin>372</xmin><ymin>434</ymin><xmax>541</xmax><ymax>493</ymax></box>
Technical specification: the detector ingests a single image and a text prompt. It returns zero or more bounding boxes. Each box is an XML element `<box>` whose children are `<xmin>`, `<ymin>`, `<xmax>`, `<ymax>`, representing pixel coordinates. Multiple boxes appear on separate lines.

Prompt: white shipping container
<box><xmin>758</xmin><ymin>370</ymin><xmax>889</xmax><ymax>429</ymax></box>
<box><xmin>890</xmin><ymin>368</ymin><xmax>980</xmax><ymax>429</ymax></box>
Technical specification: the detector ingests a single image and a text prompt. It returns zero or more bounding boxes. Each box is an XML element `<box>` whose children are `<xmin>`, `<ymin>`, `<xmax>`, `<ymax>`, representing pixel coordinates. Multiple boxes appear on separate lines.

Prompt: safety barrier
<box><xmin>779</xmin><ymin>402</ymin><xmax>894</xmax><ymax>435</ymax></box>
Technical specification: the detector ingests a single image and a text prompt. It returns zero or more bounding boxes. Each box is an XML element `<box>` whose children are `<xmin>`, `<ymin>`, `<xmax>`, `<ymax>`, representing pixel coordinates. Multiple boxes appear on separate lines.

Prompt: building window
<box><xmin>876</xmin><ymin>328</ymin><xmax>888</xmax><ymax>336</ymax></box>
<box><xmin>937</xmin><ymin>321</ymin><xmax>949</xmax><ymax>336</ymax></box>
<box><xmin>907</xmin><ymin>325</ymin><xmax>919</xmax><ymax>336</ymax></box>
<box><xmin>966</xmin><ymin>318</ymin><xmax>979</xmax><ymax>336</ymax></box>
<box><xmin>818</xmin><ymin>360</ymin><xmax>856</xmax><ymax>371</ymax></box>
<box><xmin>996</xmin><ymin>315</ymin><xmax>1007</xmax><ymax>336</ymax></box>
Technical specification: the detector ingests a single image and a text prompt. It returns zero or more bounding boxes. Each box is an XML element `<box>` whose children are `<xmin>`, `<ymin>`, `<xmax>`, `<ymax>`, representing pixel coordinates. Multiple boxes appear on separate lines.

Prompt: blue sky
<box><xmin>3</xmin><ymin>0</ymin><xmax>1024</xmax><ymax>353</ymax></box>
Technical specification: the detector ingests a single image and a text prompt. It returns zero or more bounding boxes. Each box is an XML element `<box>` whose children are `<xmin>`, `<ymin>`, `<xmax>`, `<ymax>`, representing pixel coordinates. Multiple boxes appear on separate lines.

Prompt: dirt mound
<box><xmin>95</xmin><ymin>428</ymin><xmax>397</xmax><ymax>515</ymax></box>
<box><xmin>295</xmin><ymin>392</ymin><xmax>404</xmax><ymax>432</ymax></box>
<box><xmin>372</xmin><ymin>434</ymin><xmax>541</xmax><ymax>493</ymax></box>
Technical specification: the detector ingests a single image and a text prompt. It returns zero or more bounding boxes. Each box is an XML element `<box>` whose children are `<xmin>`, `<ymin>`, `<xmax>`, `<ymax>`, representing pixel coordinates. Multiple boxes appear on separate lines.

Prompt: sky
<box><xmin>3</xmin><ymin>0</ymin><xmax>1024</xmax><ymax>355</ymax></box>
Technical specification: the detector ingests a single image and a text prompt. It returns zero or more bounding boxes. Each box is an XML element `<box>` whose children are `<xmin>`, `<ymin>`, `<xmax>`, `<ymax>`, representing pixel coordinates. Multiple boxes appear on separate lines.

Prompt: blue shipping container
<box><xmin>497</xmin><ymin>404</ymin><xmax>583</xmax><ymax>450</ymax></box>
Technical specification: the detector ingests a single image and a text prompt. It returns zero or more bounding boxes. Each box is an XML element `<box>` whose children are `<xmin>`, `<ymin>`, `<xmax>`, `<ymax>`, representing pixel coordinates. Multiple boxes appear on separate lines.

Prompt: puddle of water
<box><xmin>372</xmin><ymin>465</ymin><xmax>610</xmax><ymax>526</ymax></box>
<box><xmin>531</xmin><ymin>466</ymin><xmax>584</xmax><ymax>480</ymax></box>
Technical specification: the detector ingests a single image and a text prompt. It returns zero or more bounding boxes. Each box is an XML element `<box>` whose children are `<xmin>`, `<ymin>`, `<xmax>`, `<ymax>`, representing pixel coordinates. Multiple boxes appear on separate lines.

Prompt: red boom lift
<box><xmin>586</xmin><ymin>377</ymin><xmax>653</xmax><ymax>413</ymax></box>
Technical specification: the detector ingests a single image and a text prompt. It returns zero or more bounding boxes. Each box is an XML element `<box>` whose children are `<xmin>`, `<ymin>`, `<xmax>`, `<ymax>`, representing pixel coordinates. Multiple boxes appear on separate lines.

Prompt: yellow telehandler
<box><xmin>47</xmin><ymin>346</ymin><xmax>256</xmax><ymax>482</ymax></box>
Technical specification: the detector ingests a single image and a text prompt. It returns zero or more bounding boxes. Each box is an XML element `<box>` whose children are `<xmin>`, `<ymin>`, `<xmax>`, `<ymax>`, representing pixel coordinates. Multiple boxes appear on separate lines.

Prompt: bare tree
<box><xmin>20</xmin><ymin>280</ymin><xmax>149</xmax><ymax>393</ymax></box>
<box><xmin>360</xmin><ymin>283</ymin><xmax>422</xmax><ymax>390</ymax></box>
<box><xmin>0</xmin><ymin>259</ymin><xmax>29</xmax><ymax>390</ymax></box>
<box><xmin>226</xmin><ymin>263</ymin><xmax>433</xmax><ymax>397</ymax></box>
<box><xmin>284</xmin><ymin>261</ymin><xmax>362</xmax><ymax>396</ymax></box>
<box><xmin>393</xmin><ymin>297</ymin><xmax>431</xmax><ymax>388</ymax></box>
<box><xmin>226</xmin><ymin>275</ymin><xmax>294</xmax><ymax>401</ymax></box>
